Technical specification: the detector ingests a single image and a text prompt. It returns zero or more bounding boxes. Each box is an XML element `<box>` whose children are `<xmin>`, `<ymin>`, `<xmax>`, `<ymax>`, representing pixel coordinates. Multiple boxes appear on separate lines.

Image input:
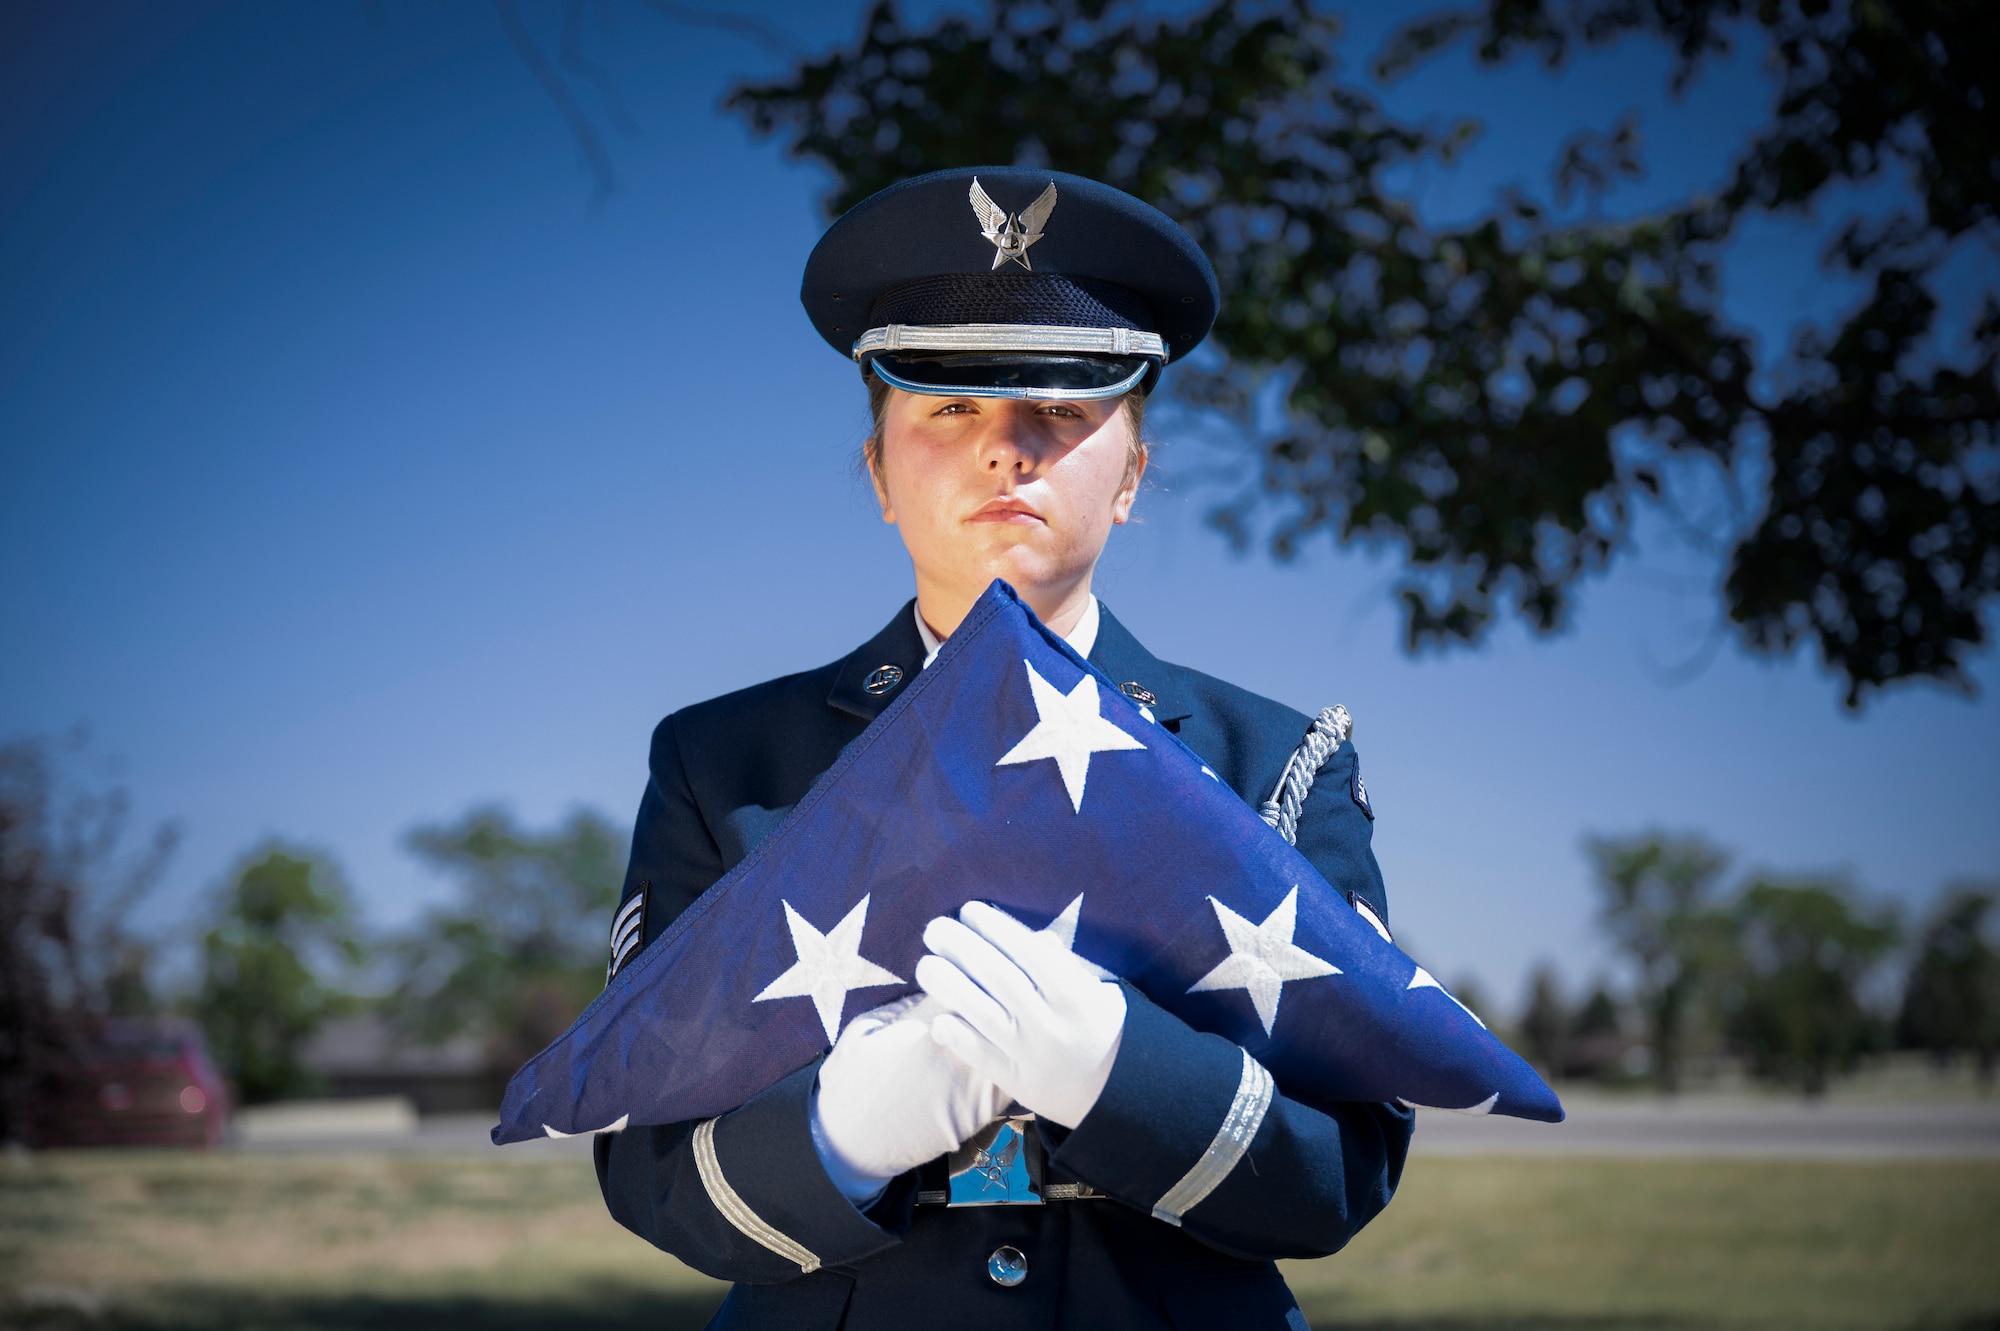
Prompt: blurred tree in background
<box><xmin>1898</xmin><ymin>883</ymin><xmax>2000</xmax><ymax>1082</ymax></box>
<box><xmin>390</xmin><ymin>807</ymin><xmax>623</xmax><ymax>1081</ymax></box>
<box><xmin>1721</xmin><ymin>878</ymin><xmax>1900</xmax><ymax>1096</ymax></box>
<box><xmin>1587</xmin><ymin>832</ymin><xmax>1733</xmax><ymax>1091</ymax></box>
<box><xmin>192</xmin><ymin>847</ymin><xmax>363</xmax><ymax>1104</ymax></box>
<box><xmin>1566</xmin><ymin>983</ymin><xmax>1628</xmax><ymax>1077</ymax></box>
<box><xmin>1517</xmin><ymin>963</ymin><xmax>1570</xmax><ymax>1074</ymax></box>
<box><xmin>689</xmin><ymin>0</ymin><xmax>1996</xmax><ymax>707</ymax></box>
<box><xmin>0</xmin><ymin>735</ymin><xmax>175</xmax><ymax>1145</ymax></box>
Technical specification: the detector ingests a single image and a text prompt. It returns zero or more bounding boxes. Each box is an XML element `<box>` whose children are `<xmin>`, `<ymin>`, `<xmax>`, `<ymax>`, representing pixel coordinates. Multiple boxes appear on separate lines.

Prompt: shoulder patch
<box><xmin>1351</xmin><ymin>763</ymin><xmax>1374</xmax><ymax>820</ymax></box>
<box><xmin>607</xmin><ymin>882</ymin><xmax>649</xmax><ymax>982</ymax></box>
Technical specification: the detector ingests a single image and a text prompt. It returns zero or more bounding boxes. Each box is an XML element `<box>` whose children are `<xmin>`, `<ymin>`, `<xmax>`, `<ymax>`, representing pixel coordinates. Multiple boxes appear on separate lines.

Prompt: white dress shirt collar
<box><xmin>916</xmin><ymin>594</ymin><xmax>1100</xmax><ymax>669</ymax></box>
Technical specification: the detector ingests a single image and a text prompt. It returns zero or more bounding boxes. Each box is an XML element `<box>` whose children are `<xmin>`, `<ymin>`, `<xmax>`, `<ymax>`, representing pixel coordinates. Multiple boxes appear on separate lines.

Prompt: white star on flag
<box><xmin>1034</xmin><ymin>893</ymin><xmax>1115</xmax><ymax>979</ymax></box>
<box><xmin>753</xmin><ymin>896</ymin><xmax>903</xmax><ymax>1043</ymax></box>
<box><xmin>1408</xmin><ymin>965</ymin><xmax>1487</xmax><ymax>1029</ymax></box>
<box><xmin>995</xmin><ymin>661</ymin><xmax>1146</xmax><ymax>812</ymax></box>
<box><xmin>1188</xmin><ymin>886</ymin><xmax>1340</xmax><ymax>1035</ymax></box>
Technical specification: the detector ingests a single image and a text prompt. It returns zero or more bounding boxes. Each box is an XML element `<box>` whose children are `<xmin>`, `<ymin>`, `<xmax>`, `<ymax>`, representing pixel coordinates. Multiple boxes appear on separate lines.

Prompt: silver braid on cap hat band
<box><xmin>1258</xmin><ymin>706</ymin><xmax>1352</xmax><ymax>846</ymax></box>
<box><xmin>852</xmin><ymin>323</ymin><xmax>1167</xmax><ymax>360</ymax></box>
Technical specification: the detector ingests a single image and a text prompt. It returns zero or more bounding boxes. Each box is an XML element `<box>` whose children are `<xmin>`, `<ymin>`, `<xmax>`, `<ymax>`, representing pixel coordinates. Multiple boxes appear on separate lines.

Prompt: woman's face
<box><xmin>871</xmin><ymin>388</ymin><xmax>1144</xmax><ymax>631</ymax></box>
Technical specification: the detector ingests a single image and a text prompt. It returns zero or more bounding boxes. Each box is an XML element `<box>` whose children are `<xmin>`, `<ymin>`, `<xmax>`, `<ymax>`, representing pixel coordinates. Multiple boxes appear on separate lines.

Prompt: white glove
<box><xmin>916</xmin><ymin>901</ymin><xmax>1127</xmax><ymax>1130</ymax></box>
<box><xmin>809</xmin><ymin>993</ymin><xmax>1008</xmax><ymax>1206</ymax></box>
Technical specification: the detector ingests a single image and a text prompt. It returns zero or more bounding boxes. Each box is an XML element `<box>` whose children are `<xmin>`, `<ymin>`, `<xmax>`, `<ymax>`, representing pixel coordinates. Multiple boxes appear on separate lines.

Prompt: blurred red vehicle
<box><xmin>35</xmin><ymin>1017</ymin><xmax>231</xmax><ymax>1148</ymax></box>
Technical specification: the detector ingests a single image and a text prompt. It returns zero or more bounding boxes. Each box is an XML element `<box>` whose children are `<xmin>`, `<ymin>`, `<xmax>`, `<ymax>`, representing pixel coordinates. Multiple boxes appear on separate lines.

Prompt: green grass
<box><xmin>1287</xmin><ymin>1158</ymin><xmax>2000</xmax><ymax>1330</ymax></box>
<box><xmin>1</xmin><ymin>1151</ymin><xmax>1995</xmax><ymax>1329</ymax></box>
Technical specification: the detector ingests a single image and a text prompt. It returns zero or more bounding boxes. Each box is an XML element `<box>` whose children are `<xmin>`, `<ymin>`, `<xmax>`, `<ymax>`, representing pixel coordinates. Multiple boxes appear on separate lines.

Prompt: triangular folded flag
<box><xmin>494</xmin><ymin>581</ymin><xmax>1563</xmax><ymax>1143</ymax></box>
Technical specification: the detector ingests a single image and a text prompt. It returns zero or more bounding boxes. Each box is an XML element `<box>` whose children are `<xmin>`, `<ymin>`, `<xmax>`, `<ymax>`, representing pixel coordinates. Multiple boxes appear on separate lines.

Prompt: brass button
<box><xmin>862</xmin><ymin>664</ymin><xmax>904</xmax><ymax>695</ymax></box>
<box><xmin>987</xmin><ymin>1245</ymin><xmax>1027</xmax><ymax>1287</ymax></box>
<box><xmin>1118</xmin><ymin>681</ymin><xmax>1157</xmax><ymax>706</ymax></box>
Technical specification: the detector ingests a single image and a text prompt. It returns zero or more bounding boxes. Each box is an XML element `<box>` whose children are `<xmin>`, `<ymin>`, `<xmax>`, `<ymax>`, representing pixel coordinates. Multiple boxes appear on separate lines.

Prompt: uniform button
<box><xmin>987</xmin><ymin>1245</ymin><xmax>1028</xmax><ymax>1287</ymax></box>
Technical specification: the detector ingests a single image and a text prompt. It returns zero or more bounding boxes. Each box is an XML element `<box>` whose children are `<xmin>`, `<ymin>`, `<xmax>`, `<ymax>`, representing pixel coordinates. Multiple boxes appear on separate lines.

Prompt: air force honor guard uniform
<box><xmin>595</xmin><ymin>167</ymin><xmax>1412</xmax><ymax>1329</ymax></box>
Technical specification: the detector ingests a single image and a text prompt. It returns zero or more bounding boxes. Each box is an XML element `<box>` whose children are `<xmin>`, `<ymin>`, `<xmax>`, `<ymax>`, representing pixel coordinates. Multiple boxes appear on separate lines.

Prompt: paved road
<box><xmin>230</xmin><ymin>1098</ymin><xmax>2000</xmax><ymax>1161</ymax></box>
<box><xmin>1408</xmin><ymin>1096</ymin><xmax>2000</xmax><ymax>1159</ymax></box>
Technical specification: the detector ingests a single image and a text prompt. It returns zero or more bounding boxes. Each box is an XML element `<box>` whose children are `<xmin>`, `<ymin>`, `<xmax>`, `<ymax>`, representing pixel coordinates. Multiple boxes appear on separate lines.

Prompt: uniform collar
<box><xmin>827</xmin><ymin>595</ymin><xmax>1193</xmax><ymax>726</ymax></box>
<box><xmin>826</xmin><ymin>600</ymin><xmax>930</xmax><ymax>721</ymax></box>
<box><xmin>915</xmin><ymin>595</ymin><xmax>1101</xmax><ymax>667</ymax></box>
<box><xmin>1088</xmin><ymin>601</ymin><xmax>1193</xmax><ymax>725</ymax></box>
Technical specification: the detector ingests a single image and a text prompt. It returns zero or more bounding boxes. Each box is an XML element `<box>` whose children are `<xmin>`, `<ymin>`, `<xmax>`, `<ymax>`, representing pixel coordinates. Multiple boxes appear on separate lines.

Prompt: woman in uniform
<box><xmin>596</xmin><ymin>167</ymin><xmax>1412</xmax><ymax>1330</ymax></box>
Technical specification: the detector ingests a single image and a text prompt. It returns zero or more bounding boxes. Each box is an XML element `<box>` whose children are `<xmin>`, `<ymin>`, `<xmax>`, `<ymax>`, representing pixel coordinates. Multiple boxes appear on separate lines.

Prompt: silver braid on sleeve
<box><xmin>691</xmin><ymin>1118</ymin><xmax>823</xmax><ymax>1273</ymax></box>
<box><xmin>1150</xmin><ymin>1050</ymin><xmax>1276</xmax><ymax>1227</ymax></box>
<box><xmin>1258</xmin><ymin>706</ymin><xmax>1352</xmax><ymax>846</ymax></box>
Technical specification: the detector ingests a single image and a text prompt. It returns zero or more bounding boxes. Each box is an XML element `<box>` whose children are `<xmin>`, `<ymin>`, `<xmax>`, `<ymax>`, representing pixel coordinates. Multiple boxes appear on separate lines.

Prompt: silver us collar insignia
<box><xmin>969</xmin><ymin>177</ymin><xmax>1057</xmax><ymax>271</ymax></box>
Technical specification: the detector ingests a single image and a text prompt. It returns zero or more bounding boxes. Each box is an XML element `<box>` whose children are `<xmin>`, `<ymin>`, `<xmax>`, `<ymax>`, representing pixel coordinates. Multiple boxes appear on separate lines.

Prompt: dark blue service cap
<box><xmin>801</xmin><ymin>167</ymin><xmax>1219</xmax><ymax>400</ymax></box>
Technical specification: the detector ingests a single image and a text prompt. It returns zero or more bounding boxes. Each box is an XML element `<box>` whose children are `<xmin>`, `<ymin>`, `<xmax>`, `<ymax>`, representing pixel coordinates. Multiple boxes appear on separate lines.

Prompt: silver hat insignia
<box><xmin>969</xmin><ymin>177</ymin><xmax>1057</xmax><ymax>271</ymax></box>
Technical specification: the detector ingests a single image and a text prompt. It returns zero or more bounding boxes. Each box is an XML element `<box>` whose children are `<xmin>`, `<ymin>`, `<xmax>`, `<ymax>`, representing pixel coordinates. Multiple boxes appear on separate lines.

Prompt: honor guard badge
<box><xmin>969</xmin><ymin>177</ymin><xmax>1057</xmax><ymax>270</ymax></box>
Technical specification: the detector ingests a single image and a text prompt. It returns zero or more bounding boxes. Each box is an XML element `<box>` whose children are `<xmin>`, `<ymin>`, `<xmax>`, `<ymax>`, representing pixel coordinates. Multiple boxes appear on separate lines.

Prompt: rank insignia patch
<box><xmin>607</xmin><ymin>883</ymin><xmax>649</xmax><ymax>982</ymax></box>
<box><xmin>1351</xmin><ymin>769</ymin><xmax>1374</xmax><ymax>820</ymax></box>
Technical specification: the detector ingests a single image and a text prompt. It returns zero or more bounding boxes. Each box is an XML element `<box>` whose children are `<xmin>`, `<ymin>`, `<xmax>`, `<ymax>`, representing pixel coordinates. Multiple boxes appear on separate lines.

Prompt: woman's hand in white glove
<box><xmin>916</xmin><ymin>901</ymin><xmax>1127</xmax><ymax>1130</ymax></box>
<box><xmin>810</xmin><ymin>993</ymin><xmax>1008</xmax><ymax>1205</ymax></box>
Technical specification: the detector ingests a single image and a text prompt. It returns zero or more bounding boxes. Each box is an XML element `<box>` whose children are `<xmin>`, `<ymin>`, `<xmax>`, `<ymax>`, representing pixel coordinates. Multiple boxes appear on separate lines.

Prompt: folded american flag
<box><xmin>494</xmin><ymin>581</ymin><xmax>1562</xmax><ymax>1143</ymax></box>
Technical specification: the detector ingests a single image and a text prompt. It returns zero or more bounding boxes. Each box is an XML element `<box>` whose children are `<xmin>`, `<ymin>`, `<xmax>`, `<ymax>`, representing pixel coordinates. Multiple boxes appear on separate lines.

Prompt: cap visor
<box><xmin>868</xmin><ymin>352</ymin><xmax>1152</xmax><ymax>401</ymax></box>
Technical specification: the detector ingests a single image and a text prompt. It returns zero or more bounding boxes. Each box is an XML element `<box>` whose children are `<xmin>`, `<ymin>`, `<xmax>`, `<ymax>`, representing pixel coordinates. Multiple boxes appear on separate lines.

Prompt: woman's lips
<box><xmin>969</xmin><ymin>499</ymin><xmax>1044</xmax><ymax>525</ymax></box>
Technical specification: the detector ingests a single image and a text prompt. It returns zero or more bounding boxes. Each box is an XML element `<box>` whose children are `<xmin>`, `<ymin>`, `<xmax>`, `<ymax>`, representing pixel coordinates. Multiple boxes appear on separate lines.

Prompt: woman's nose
<box><xmin>977</xmin><ymin>405</ymin><xmax>1044</xmax><ymax>473</ymax></box>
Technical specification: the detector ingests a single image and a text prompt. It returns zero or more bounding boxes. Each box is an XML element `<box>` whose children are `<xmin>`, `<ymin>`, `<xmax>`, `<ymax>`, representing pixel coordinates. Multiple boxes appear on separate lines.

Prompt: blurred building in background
<box><xmin>300</xmin><ymin>1014</ymin><xmax>491</xmax><ymax>1115</ymax></box>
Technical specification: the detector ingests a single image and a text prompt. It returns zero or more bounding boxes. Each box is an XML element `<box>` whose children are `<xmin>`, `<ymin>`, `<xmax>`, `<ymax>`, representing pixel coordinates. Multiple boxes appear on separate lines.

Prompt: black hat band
<box><xmin>867</xmin><ymin>271</ymin><xmax>1156</xmax><ymax>333</ymax></box>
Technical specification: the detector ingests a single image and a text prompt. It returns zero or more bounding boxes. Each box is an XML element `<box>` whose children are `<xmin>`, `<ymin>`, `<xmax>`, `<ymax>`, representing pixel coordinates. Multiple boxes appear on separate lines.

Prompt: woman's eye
<box><xmin>935</xmin><ymin>402</ymin><xmax>974</xmax><ymax>416</ymax></box>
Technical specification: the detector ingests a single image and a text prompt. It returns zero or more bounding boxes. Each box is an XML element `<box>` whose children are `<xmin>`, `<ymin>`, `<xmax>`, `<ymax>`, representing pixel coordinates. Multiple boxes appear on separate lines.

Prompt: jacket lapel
<box><xmin>1089</xmin><ymin>602</ymin><xmax>1194</xmax><ymax>727</ymax></box>
<box><xmin>826</xmin><ymin>599</ymin><xmax>929</xmax><ymax>721</ymax></box>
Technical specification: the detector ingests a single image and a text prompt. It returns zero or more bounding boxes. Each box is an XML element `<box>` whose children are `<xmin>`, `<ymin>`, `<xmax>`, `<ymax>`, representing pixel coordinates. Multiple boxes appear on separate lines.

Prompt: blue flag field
<box><xmin>494</xmin><ymin>582</ymin><xmax>1562</xmax><ymax>1144</ymax></box>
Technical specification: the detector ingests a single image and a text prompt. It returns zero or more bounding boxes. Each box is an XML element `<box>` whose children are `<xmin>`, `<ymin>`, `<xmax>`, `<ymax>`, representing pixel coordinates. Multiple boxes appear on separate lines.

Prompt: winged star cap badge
<box><xmin>969</xmin><ymin>177</ymin><xmax>1057</xmax><ymax>271</ymax></box>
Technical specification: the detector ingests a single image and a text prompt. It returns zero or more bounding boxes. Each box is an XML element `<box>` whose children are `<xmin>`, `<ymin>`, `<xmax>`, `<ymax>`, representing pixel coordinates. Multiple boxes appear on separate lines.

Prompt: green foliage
<box><xmin>193</xmin><ymin>846</ymin><xmax>362</xmax><ymax>1104</ymax></box>
<box><xmin>714</xmin><ymin>0</ymin><xmax>1999</xmax><ymax>707</ymax></box>
<box><xmin>1722</xmin><ymin>878</ymin><xmax>1901</xmax><ymax>1096</ymax></box>
<box><xmin>1516</xmin><ymin>962</ymin><xmax>1569</xmax><ymax>1073</ymax></box>
<box><xmin>1898</xmin><ymin>882</ymin><xmax>2000</xmax><ymax>1079</ymax></box>
<box><xmin>389</xmin><ymin>807</ymin><xmax>624</xmax><ymax>1077</ymax></box>
<box><xmin>1586</xmin><ymin>832</ymin><xmax>1733</xmax><ymax>1091</ymax></box>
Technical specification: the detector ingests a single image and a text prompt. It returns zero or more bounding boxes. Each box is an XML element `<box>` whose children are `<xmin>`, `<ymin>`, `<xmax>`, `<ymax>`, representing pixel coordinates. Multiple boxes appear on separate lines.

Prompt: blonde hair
<box><xmin>863</xmin><ymin>371</ymin><xmax>1149</xmax><ymax>493</ymax></box>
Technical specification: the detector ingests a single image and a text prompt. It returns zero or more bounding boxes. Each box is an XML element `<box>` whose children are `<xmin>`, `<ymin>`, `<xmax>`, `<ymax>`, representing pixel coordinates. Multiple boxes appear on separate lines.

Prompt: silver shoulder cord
<box><xmin>1257</xmin><ymin>706</ymin><xmax>1352</xmax><ymax>846</ymax></box>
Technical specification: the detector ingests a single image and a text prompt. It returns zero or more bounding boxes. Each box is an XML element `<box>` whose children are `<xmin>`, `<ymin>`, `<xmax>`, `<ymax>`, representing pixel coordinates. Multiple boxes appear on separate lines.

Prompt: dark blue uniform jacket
<box><xmin>596</xmin><ymin>601</ymin><xmax>1414</xmax><ymax>1330</ymax></box>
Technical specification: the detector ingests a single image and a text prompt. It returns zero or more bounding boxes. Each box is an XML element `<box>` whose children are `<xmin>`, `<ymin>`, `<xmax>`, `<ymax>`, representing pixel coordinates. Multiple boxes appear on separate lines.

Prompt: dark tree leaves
<box><xmin>719</xmin><ymin>0</ymin><xmax>1997</xmax><ymax>705</ymax></box>
<box><xmin>1381</xmin><ymin>0</ymin><xmax>2000</xmax><ymax>703</ymax></box>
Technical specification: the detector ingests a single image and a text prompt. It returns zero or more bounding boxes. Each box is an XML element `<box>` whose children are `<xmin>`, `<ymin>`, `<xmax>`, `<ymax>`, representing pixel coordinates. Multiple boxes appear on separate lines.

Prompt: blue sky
<box><xmin>3</xmin><ymin>0</ymin><xmax>1995</xmax><ymax>1014</ymax></box>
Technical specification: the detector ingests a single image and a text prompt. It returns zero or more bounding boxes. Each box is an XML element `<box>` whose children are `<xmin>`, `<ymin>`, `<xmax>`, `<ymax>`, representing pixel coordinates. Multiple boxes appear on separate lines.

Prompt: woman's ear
<box><xmin>868</xmin><ymin>440</ymin><xmax>896</xmax><ymax>524</ymax></box>
<box><xmin>1111</xmin><ymin>441</ymin><xmax>1148</xmax><ymax>525</ymax></box>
